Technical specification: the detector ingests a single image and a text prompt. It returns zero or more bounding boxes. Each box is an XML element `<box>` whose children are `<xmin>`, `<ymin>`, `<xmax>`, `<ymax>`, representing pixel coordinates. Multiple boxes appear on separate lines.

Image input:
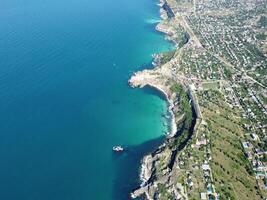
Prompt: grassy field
<box><xmin>163</xmin><ymin>88</ymin><xmax>263</xmax><ymax>200</ymax></box>
<box><xmin>198</xmin><ymin>90</ymin><xmax>262</xmax><ymax>200</ymax></box>
<box><xmin>202</xmin><ymin>81</ymin><xmax>221</xmax><ymax>90</ymax></box>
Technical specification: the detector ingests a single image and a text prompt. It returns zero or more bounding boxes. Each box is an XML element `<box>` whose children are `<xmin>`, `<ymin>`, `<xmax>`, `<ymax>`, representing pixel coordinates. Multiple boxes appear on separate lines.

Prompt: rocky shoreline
<box><xmin>128</xmin><ymin>0</ymin><xmax>191</xmax><ymax>199</ymax></box>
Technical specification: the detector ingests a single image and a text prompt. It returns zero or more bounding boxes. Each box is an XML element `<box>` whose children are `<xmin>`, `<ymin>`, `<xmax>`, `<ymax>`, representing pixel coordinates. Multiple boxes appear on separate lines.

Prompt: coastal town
<box><xmin>129</xmin><ymin>0</ymin><xmax>267</xmax><ymax>199</ymax></box>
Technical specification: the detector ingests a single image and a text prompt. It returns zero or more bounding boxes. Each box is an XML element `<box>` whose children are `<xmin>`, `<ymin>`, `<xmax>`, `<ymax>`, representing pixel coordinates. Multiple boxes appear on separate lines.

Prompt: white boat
<box><xmin>113</xmin><ymin>146</ymin><xmax>124</xmax><ymax>152</ymax></box>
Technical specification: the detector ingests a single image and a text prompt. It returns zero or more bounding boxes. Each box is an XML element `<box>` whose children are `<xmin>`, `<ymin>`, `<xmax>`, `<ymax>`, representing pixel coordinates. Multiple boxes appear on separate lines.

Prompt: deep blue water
<box><xmin>0</xmin><ymin>0</ymin><xmax>172</xmax><ymax>199</ymax></box>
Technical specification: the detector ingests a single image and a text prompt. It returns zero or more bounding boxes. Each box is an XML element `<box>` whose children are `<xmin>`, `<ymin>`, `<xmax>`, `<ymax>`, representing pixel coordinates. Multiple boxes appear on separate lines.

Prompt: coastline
<box><xmin>128</xmin><ymin>0</ymin><xmax>179</xmax><ymax>138</ymax></box>
<box><xmin>126</xmin><ymin>0</ymin><xmax>267</xmax><ymax>199</ymax></box>
<box><xmin>145</xmin><ymin>84</ymin><xmax>177</xmax><ymax>137</ymax></box>
<box><xmin>128</xmin><ymin>0</ymin><xmax>180</xmax><ymax>198</ymax></box>
<box><xmin>129</xmin><ymin>79</ymin><xmax>177</xmax><ymax>137</ymax></box>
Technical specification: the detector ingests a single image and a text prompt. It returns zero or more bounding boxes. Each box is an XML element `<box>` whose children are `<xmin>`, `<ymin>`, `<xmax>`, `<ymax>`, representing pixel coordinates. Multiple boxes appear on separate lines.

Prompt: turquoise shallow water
<box><xmin>0</xmin><ymin>0</ymin><xmax>172</xmax><ymax>199</ymax></box>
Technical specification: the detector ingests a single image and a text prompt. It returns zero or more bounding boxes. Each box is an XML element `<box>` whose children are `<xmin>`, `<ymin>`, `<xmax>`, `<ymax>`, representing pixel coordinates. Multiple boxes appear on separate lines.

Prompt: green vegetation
<box><xmin>172</xmin><ymin>25</ymin><xmax>189</xmax><ymax>47</ymax></box>
<box><xmin>256</xmin><ymin>33</ymin><xmax>266</xmax><ymax>40</ymax></box>
<box><xmin>258</xmin><ymin>16</ymin><xmax>267</xmax><ymax>28</ymax></box>
<box><xmin>161</xmin><ymin>50</ymin><xmax>176</xmax><ymax>64</ymax></box>
<box><xmin>202</xmin><ymin>81</ymin><xmax>220</xmax><ymax>90</ymax></box>
<box><xmin>198</xmin><ymin>90</ymin><xmax>262</xmax><ymax>200</ymax></box>
<box><xmin>170</xmin><ymin>84</ymin><xmax>193</xmax><ymax>129</ymax></box>
<box><xmin>170</xmin><ymin>84</ymin><xmax>194</xmax><ymax>149</ymax></box>
<box><xmin>178</xmin><ymin>32</ymin><xmax>189</xmax><ymax>47</ymax></box>
<box><xmin>158</xmin><ymin>183</ymin><xmax>175</xmax><ymax>200</ymax></box>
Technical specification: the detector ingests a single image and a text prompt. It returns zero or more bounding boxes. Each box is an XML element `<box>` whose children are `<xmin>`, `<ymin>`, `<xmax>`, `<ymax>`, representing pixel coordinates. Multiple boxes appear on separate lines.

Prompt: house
<box><xmin>202</xmin><ymin>164</ymin><xmax>210</xmax><ymax>171</ymax></box>
<box><xmin>196</xmin><ymin>137</ymin><xmax>207</xmax><ymax>146</ymax></box>
<box><xmin>245</xmin><ymin>151</ymin><xmax>253</xmax><ymax>160</ymax></box>
<box><xmin>251</xmin><ymin>133</ymin><xmax>259</xmax><ymax>141</ymax></box>
<box><xmin>187</xmin><ymin>179</ymin><xmax>194</xmax><ymax>187</ymax></box>
<box><xmin>242</xmin><ymin>141</ymin><xmax>252</xmax><ymax>149</ymax></box>
<box><xmin>200</xmin><ymin>192</ymin><xmax>207</xmax><ymax>200</ymax></box>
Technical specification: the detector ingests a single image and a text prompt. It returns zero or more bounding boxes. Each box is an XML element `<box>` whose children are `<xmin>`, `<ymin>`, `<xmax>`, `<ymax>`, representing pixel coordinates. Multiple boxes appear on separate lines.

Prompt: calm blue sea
<box><xmin>0</xmin><ymin>0</ymin><xmax>172</xmax><ymax>199</ymax></box>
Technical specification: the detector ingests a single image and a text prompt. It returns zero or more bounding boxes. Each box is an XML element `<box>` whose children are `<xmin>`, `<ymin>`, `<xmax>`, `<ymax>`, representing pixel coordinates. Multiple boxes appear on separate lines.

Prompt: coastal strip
<box><xmin>129</xmin><ymin>0</ymin><xmax>267</xmax><ymax>199</ymax></box>
<box><xmin>128</xmin><ymin>0</ymin><xmax>197</xmax><ymax>199</ymax></box>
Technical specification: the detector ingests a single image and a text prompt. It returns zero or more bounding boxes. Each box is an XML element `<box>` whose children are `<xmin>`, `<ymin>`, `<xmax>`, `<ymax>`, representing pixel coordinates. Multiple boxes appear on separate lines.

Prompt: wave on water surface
<box><xmin>145</xmin><ymin>18</ymin><xmax>162</xmax><ymax>24</ymax></box>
